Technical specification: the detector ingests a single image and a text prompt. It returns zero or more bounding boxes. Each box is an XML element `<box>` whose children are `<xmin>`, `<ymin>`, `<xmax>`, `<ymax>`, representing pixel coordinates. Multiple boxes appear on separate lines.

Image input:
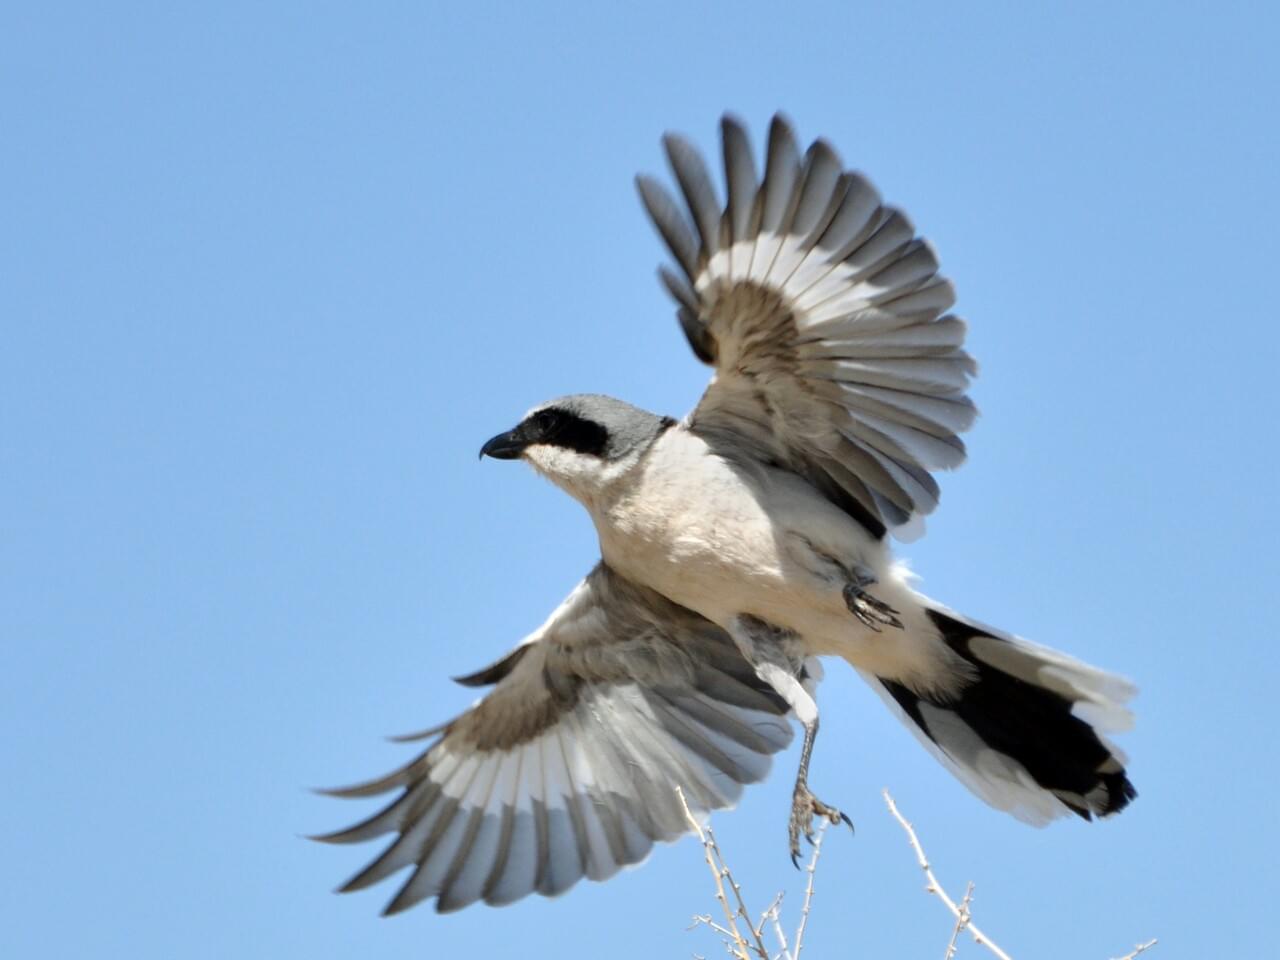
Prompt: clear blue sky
<box><xmin>3</xmin><ymin>2</ymin><xmax>1276</xmax><ymax>957</ymax></box>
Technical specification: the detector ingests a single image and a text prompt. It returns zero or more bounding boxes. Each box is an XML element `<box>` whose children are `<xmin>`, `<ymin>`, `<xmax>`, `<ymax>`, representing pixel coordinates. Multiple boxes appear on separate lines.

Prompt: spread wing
<box><xmin>314</xmin><ymin>564</ymin><xmax>797</xmax><ymax>914</ymax></box>
<box><xmin>637</xmin><ymin>113</ymin><xmax>977</xmax><ymax>539</ymax></box>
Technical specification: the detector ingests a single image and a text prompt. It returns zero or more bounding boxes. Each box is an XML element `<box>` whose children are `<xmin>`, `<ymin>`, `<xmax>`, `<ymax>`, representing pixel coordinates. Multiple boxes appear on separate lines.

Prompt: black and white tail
<box><xmin>864</xmin><ymin>607</ymin><xmax>1136</xmax><ymax>824</ymax></box>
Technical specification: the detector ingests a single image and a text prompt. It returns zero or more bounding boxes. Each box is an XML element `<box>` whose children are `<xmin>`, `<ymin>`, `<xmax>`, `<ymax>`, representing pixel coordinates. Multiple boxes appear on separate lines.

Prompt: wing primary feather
<box><xmin>480</xmin><ymin>745</ymin><xmax>524</xmax><ymax>904</ymax></box>
<box><xmin>880</xmin><ymin>277</ymin><xmax>958</xmax><ymax>320</ymax></box>
<box><xmin>816</xmin><ymin>171</ymin><xmax>882</xmax><ymax>254</ymax></box>
<box><xmin>553</xmin><ymin>722</ymin><xmax>593</xmax><ymax>878</ymax></box>
<box><xmin>535</xmin><ymin>731</ymin><xmax>584</xmax><ymax>896</ymax></box>
<box><xmin>487</xmin><ymin>744</ymin><xmax>542</xmax><ymax>905</ymax></box>
<box><xmin>452</xmin><ymin>646</ymin><xmax>532</xmax><ymax>688</ymax></box>
<box><xmin>761</xmin><ymin>114</ymin><xmax>802</xmax><ymax>232</ymax></box>
<box><xmin>360</xmin><ymin>756</ymin><xmax>483</xmax><ymax>899</ymax></box>
<box><xmin>861</xmin><ymin>241</ymin><xmax>940</xmax><ymax>300</ymax></box>
<box><xmin>589</xmin><ymin>689</ymin><xmax>689</xmax><ymax>839</ymax></box>
<box><xmin>817</xmin><ymin>379</ymin><xmax>976</xmax><ymax>438</ymax></box>
<box><xmin>316</xmin><ymin>751</ymin><xmax>433</xmax><ymax>798</ymax></box>
<box><xmin>661</xmin><ymin>689</ymin><xmax>785</xmax><ymax>758</ymax></box>
<box><xmin>431</xmin><ymin>805</ymin><xmax>489</xmax><ymax>912</ymax></box>
<box><xmin>380</xmin><ymin>789</ymin><xmax>469</xmax><ymax>914</ymax></box>
<box><xmin>566</xmin><ymin>707</ymin><xmax>633</xmax><ymax>867</ymax></box>
<box><xmin>840</xmin><ymin>208</ymin><xmax>916</xmax><ymax>278</ymax></box>
<box><xmin>625</xmin><ymin>691</ymin><xmax>724</xmax><ymax>813</ymax></box>
<box><xmin>824</xmin><ymin>436</ymin><xmax>916</xmax><ymax>514</ymax></box>
<box><xmin>659</xmin><ymin>265</ymin><xmax>699</xmax><ymax>312</ymax></box>
<box><xmin>434</xmin><ymin>755</ymin><xmax>506</xmax><ymax>912</ymax></box>
<box><xmin>636</xmin><ymin>175</ymin><xmax>699</xmax><ymax>281</ymax></box>
<box><xmin>385</xmin><ymin>722</ymin><xmax>452</xmax><ymax>745</ymax></box>
<box><xmin>688</xmin><ymin>660</ymin><xmax>788</xmax><ymax>715</ymax></box>
<box><xmin>809</xmin><ymin>453</ymin><xmax>888</xmax><ymax>534</ymax></box>
<box><xmin>721</xmin><ymin>113</ymin><xmax>758</xmax><ymax>244</ymax></box>
<box><xmin>750</xmin><ymin>114</ymin><xmax>801</xmax><ymax>281</ymax></box>
<box><xmin>337</xmin><ymin>786</ymin><xmax>451</xmax><ymax>893</ymax></box>
<box><xmin>313</xmin><ymin>775</ymin><xmax>441</xmax><ymax>846</ymax></box>
<box><xmin>678</xmin><ymin>307</ymin><xmax>716</xmax><ymax>365</ymax></box>
<box><xmin>648</xmin><ymin>693</ymin><xmax>749</xmax><ymax>787</ymax></box>
<box><xmin>664</xmin><ymin>133</ymin><xmax>721</xmax><ymax>257</ymax></box>
<box><xmin>765</xmin><ymin>141</ymin><xmax>846</xmax><ymax>292</ymax></box>
<box><xmin>560</xmin><ymin>708</ymin><xmax>625</xmax><ymax>880</ymax></box>
<box><xmin>788</xmin><ymin>139</ymin><xmax>844</xmax><ymax>241</ymax></box>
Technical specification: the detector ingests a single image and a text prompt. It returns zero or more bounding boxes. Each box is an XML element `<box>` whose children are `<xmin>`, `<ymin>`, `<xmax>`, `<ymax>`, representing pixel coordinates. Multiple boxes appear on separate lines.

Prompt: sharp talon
<box><xmin>789</xmin><ymin>779</ymin><xmax>850</xmax><ymax>862</ymax></box>
<box><xmin>839</xmin><ymin>811</ymin><xmax>855</xmax><ymax>833</ymax></box>
<box><xmin>843</xmin><ymin>580</ymin><xmax>904</xmax><ymax>631</ymax></box>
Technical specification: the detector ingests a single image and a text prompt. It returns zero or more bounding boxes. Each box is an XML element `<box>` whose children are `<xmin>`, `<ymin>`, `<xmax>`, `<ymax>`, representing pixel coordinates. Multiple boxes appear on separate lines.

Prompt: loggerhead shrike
<box><xmin>316</xmin><ymin>114</ymin><xmax>1136</xmax><ymax>915</ymax></box>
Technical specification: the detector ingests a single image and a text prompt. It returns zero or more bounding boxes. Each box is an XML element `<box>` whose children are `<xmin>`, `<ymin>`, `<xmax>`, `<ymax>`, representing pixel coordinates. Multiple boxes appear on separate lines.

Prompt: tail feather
<box><xmin>863</xmin><ymin>607</ymin><xmax>1137</xmax><ymax>825</ymax></box>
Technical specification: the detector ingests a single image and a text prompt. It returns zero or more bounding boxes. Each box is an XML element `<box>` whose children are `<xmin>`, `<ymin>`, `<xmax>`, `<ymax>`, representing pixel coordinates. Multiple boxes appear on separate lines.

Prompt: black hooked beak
<box><xmin>479</xmin><ymin>427</ymin><xmax>528</xmax><ymax>461</ymax></box>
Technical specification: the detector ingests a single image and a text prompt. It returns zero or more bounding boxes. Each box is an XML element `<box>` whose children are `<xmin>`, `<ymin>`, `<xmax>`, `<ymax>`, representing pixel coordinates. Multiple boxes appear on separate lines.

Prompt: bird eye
<box><xmin>532</xmin><ymin>410</ymin><xmax>560</xmax><ymax>436</ymax></box>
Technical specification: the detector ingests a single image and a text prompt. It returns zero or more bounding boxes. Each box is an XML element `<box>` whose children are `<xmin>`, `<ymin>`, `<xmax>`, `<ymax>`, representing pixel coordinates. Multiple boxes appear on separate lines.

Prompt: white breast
<box><xmin>591</xmin><ymin>428</ymin><xmax>882</xmax><ymax>637</ymax></box>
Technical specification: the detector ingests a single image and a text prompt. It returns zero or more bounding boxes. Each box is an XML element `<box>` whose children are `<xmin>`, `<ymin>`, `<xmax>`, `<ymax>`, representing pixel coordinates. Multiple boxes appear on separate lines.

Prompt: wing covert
<box><xmin>638</xmin><ymin>113</ymin><xmax>978</xmax><ymax>538</ymax></box>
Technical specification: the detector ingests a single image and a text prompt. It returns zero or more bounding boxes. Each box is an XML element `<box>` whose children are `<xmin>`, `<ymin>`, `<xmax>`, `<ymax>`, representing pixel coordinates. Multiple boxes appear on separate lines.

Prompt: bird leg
<box><xmin>728</xmin><ymin>615</ymin><xmax>853</xmax><ymax>866</ymax></box>
<box><xmin>788</xmin><ymin>715</ymin><xmax>853</xmax><ymax>866</ymax></box>
<box><xmin>842</xmin><ymin>567</ymin><xmax>903</xmax><ymax>632</ymax></box>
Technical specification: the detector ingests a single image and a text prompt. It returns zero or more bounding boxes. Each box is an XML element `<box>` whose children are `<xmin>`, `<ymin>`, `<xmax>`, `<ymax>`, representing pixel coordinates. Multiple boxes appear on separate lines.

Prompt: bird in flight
<box><xmin>316</xmin><ymin>114</ymin><xmax>1136</xmax><ymax>915</ymax></box>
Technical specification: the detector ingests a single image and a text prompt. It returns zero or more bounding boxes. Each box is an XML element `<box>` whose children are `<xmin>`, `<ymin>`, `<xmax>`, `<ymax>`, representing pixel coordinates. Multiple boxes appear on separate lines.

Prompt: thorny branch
<box><xmin>677</xmin><ymin>786</ymin><xmax>768</xmax><ymax>960</ymax></box>
<box><xmin>681</xmin><ymin>787</ymin><xmax>1155</xmax><ymax>960</ymax></box>
<box><xmin>677</xmin><ymin>787</ymin><xmax>827</xmax><ymax>960</ymax></box>
<box><xmin>883</xmin><ymin>789</ymin><xmax>1013</xmax><ymax>960</ymax></box>
<box><xmin>1112</xmin><ymin>940</ymin><xmax>1159</xmax><ymax>960</ymax></box>
<box><xmin>945</xmin><ymin>881</ymin><xmax>975</xmax><ymax>960</ymax></box>
<box><xmin>791</xmin><ymin>821</ymin><xmax>825</xmax><ymax>960</ymax></box>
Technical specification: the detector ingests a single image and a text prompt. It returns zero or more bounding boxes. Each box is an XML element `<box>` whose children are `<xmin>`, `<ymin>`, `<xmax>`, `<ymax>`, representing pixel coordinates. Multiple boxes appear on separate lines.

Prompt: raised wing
<box><xmin>315</xmin><ymin>564</ymin><xmax>797</xmax><ymax>914</ymax></box>
<box><xmin>637</xmin><ymin>114</ymin><xmax>977</xmax><ymax>538</ymax></box>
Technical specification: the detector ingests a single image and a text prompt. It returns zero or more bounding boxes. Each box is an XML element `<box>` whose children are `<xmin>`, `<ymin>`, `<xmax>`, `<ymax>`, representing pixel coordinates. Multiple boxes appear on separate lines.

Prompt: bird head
<box><xmin>480</xmin><ymin>394</ymin><xmax>672</xmax><ymax>505</ymax></box>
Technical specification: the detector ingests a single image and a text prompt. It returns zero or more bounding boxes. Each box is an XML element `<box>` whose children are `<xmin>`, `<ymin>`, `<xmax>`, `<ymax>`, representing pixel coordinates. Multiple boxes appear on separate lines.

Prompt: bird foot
<box><xmin>788</xmin><ymin>780</ymin><xmax>853</xmax><ymax>867</ymax></box>
<box><xmin>842</xmin><ymin>577</ymin><xmax>903</xmax><ymax>632</ymax></box>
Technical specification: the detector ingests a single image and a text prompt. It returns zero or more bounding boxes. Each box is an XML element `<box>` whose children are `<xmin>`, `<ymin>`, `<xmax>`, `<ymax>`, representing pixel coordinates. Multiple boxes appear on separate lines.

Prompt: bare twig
<box><xmin>683</xmin><ymin>784</ymin><xmax>1149</xmax><ymax>960</ymax></box>
<box><xmin>754</xmin><ymin>892</ymin><xmax>784</xmax><ymax>943</ymax></box>
<box><xmin>1112</xmin><ymin>939</ymin><xmax>1158</xmax><ymax>960</ymax></box>
<box><xmin>677</xmin><ymin>787</ymin><xmax>769</xmax><ymax>960</ymax></box>
<box><xmin>763</xmin><ymin>894</ymin><xmax>791</xmax><ymax>960</ymax></box>
<box><xmin>945</xmin><ymin>881</ymin><xmax>975</xmax><ymax>959</ymax></box>
<box><xmin>791</xmin><ymin>820</ymin><xmax>826</xmax><ymax>960</ymax></box>
<box><xmin>883</xmin><ymin>789</ymin><xmax>1013</xmax><ymax>960</ymax></box>
<box><xmin>724</xmin><ymin>844</ymin><xmax>771</xmax><ymax>959</ymax></box>
<box><xmin>678</xmin><ymin>791</ymin><xmax>831</xmax><ymax>960</ymax></box>
<box><xmin>689</xmin><ymin>913</ymin><xmax>741</xmax><ymax>941</ymax></box>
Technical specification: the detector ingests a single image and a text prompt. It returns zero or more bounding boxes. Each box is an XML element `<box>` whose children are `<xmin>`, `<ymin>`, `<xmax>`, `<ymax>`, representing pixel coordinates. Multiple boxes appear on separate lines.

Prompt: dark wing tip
<box><xmin>768</xmin><ymin>111</ymin><xmax>799</xmax><ymax>145</ymax></box>
<box><xmin>312</xmin><ymin>765</ymin><xmax>415</xmax><ymax>799</ymax></box>
<box><xmin>385</xmin><ymin>721</ymin><xmax>450</xmax><ymax>743</ymax></box>
<box><xmin>306</xmin><ymin>829</ymin><xmax>344</xmax><ymax>844</ymax></box>
<box><xmin>452</xmin><ymin>645</ymin><xmax>532</xmax><ymax>688</ymax></box>
<box><xmin>381</xmin><ymin>880</ymin><xmax>424</xmax><ymax>917</ymax></box>
<box><xmin>635</xmin><ymin>174</ymin><xmax>698</xmax><ymax>281</ymax></box>
<box><xmin>312</xmin><ymin>783</ymin><xmax>371</xmax><ymax>800</ymax></box>
<box><xmin>660</xmin><ymin>130</ymin><xmax>695</xmax><ymax>157</ymax></box>
<box><xmin>678</xmin><ymin>307</ymin><xmax>717</xmax><ymax>365</ymax></box>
